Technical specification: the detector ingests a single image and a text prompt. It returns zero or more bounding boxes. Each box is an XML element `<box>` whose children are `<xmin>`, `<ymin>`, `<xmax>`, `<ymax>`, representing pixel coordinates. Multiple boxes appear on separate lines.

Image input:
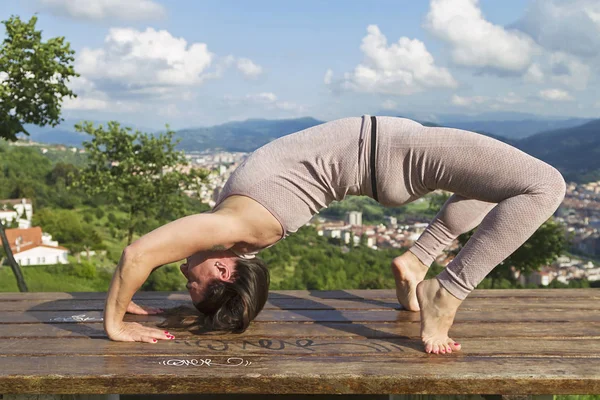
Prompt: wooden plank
<box><xmin>0</xmin><ymin>288</ymin><xmax>599</xmax><ymax>301</ymax></box>
<box><xmin>2</xmin><ymin>321</ymin><xmax>599</xmax><ymax>339</ymax></box>
<box><xmin>2</xmin><ymin>297</ymin><xmax>600</xmax><ymax>311</ymax></box>
<box><xmin>1</xmin><ymin>309</ymin><xmax>599</xmax><ymax>324</ymax></box>
<box><xmin>2</xmin><ymin>395</ymin><xmax>120</xmax><ymax>400</ymax></box>
<box><xmin>0</xmin><ymin>355</ymin><xmax>598</xmax><ymax>394</ymax></box>
<box><xmin>1</xmin><ymin>396</ymin><xmax>120</xmax><ymax>400</ymax></box>
<box><xmin>0</xmin><ymin>337</ymin><xmax>599</xmax><ymax>357</ymax></box>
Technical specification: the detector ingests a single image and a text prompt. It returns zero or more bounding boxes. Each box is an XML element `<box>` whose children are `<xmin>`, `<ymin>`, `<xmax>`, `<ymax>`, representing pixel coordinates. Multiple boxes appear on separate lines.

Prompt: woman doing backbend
<box><xmin>103</xmin><ymin>115</ymin><xmax>566</xmax><ymax>355</ymax></box>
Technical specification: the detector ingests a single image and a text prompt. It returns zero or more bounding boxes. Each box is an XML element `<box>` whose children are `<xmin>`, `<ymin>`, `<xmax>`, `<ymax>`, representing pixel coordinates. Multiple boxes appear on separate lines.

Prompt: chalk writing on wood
<box><xmin>49</xmin><ymin>314</ymin><xmax>104</xmax><ymax>322</ymax></box>
<box><xmin>179</xmin><ymin>338</ymin><xmax>405</xmax><ymax>353</ymax></box>
<box><xmin>160</xmin><ymin>358</ymin><xmax>252</xmax><ymax>367</ymax></box>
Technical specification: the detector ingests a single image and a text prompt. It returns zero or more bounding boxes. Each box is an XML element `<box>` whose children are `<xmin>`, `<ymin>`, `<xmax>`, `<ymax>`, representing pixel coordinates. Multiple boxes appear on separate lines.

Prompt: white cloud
<box><xmin>62</xmin><ymin>76</ymin><xmax>108</xmax><ymax>110</ymax></box>
<box><xmin>223</xmin><ymin>93</ymin><xmax>305</xmax><ymax>113</ymax></box>
<box><xmin>524</xmin><ymin>63</ymin><xmax>544</xmax><ymax>83</ymax></box>
<box><xmin>236</xmin><ymin>58</ymin><xmax>263</xmax><ymax>79</ymax></box>
<box><xmin>451</xmin><ymin>94</ymin><xmax>489</xmax><ymax>107</ymax></box>
<box><xmin>513</xmin><ymin>0</ymin><xmax>600</xmax><ymax>58</ymax></box>
<box><xmin>381</xmin><ymin>99</ymin><xmax>397</xmax><ymax>110</ymax></box>
<box><xmin>323</xmin><ymin>69</ymin><xmax>333</xmax><ymax>85</ymax></box>
<box><xmin>498</xmin><ymin>92</ymin><xmax>525</xmax><ymax>104</ymax></box>
<box><xmin>548</xmin><ymin>52</ymin><xmax>590</xmax><ymax>90</ymax></box>
<box><xmin>62</xmin><ymin>76</ymin><xmax>141</xmax><ymax>111</ymax></box>
<box><xmin>539</xmin><ymin>89</ymin><xmax>574</xmax><ymax>101</ymax></box>
<box><xmin>451</xmin><ymin>92</ymin><xmax>526</xmax><ymax>109</ymax></box>
<box><xmin>77</xmin><ymin>27</ymin><xmax>214</xmax><ymax>88</ymax></box>
<box><xmin>331</xmin><ymin>25</ymin><xmax>457</xmax><ymax>95</ymax></box>
<box><xmin>64</xmin><ymin>97</ymin><xmax>109</xmax><ymax>110</ymax></box>
<box><xmin>248</xmin><ymin>92</ymin><xmax>277</xmax><ymax>103</ymax></box>
<box><xmin>425</xmin><ymin>0</ymin><xmax>536</xmax><ymax>72</ymax></box>
<box><xmin>75</xmin><ymin>28</ymin><xmax>263</xmax><ymax>101</ymax></box>
<box><xmin>38</xmin><ymin>0</ymin><xmax>165</xmax><ymax>21</ymax></box>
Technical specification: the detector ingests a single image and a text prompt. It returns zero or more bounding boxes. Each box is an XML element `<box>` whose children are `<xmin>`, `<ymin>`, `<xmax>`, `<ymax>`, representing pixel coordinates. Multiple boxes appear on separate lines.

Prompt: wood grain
<box><xmin>1</xmin><ymin>288</ymin><xmax>599</xmax><ymax>395</ymax></box>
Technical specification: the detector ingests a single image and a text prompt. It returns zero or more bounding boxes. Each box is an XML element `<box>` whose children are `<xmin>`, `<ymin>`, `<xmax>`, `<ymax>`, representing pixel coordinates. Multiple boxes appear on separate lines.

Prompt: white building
<box><xmin>0</xmin><ymin>198</ymin><xmax>33</xmax><ymax>229</ymax></box>
<box><xmin>346</xmin><ymin>211</ymin><xmax>362</xmax><ymax>226</ymax></box>
<box><xmin>4</xmin><ymin>227</ymin><xmax>69</xmax><ymax>266</ymax></box>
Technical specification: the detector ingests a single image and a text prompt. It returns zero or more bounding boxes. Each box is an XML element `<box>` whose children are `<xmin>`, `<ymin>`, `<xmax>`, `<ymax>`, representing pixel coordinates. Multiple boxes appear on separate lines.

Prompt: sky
<box><xmin>1</xmin><ymin>0</ymin><xmax>600</xmax><ymax>129</ymax></box>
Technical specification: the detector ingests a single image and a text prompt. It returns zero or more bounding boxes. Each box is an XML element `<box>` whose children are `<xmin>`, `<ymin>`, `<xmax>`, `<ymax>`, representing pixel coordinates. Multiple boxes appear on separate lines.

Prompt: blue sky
<box><xmin>2</xmin><ymin>0</ymin><xmax>599</xmax><ymax>129</ymax></box>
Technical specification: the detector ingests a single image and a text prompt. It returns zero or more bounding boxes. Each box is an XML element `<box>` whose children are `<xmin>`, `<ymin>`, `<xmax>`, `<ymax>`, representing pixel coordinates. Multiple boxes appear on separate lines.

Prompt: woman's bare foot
<box><xmin>390</xmin><ymin>252</ymin><xmax>429</xmax><ymax>311</ymax></box>
<box><xmin>416</xmin><ymin>278</ymin><xmax>463</xmax><ymax>354</ymax></box>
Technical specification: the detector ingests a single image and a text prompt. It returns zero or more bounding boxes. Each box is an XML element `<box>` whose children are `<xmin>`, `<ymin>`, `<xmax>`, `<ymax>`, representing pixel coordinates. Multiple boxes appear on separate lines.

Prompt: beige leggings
<box><xmin>372</xmin><ymin>117</ymin><xmax>567</xmax><ymax>300</ymax></box>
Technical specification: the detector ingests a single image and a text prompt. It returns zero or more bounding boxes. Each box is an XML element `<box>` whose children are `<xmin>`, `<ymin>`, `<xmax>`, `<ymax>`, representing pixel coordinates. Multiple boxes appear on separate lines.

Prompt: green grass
<box><xmin>0</xmin><ymin>264</ymin><xmax>113</xmax><ymax>292</ymax></box>
<box><xmin>269</xmin><ymin>255</ymin><xmax>299</xmax><ymax>288</ymax></box>
<box><xmin>555</xmin><ymin>396</ymin><xmax>600</xmax><ymax>400</ymax></box>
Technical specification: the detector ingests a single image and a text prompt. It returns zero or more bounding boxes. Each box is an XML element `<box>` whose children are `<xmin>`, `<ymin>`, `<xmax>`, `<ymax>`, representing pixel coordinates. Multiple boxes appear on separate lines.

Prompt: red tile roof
<box><xmin>4</xmin><ymin>227</ymin><xmax>68</xmax><ymax>254</ymax></box>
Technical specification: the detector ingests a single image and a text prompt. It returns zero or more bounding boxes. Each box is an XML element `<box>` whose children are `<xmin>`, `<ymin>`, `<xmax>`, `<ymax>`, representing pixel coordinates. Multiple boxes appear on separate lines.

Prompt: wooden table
<box><xmin>0</xmin><ymin>288</ymin><xmax>599</xmax><ymax>399</ymax></box>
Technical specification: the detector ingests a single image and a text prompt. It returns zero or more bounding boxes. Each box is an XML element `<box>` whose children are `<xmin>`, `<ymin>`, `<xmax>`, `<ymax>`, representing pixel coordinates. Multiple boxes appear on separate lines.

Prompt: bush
<box><xmin>69</xmin><ymin>260</ymin><xmax>97</xmax><ymax>279</ymax></box>
<box><xmin>141</xmin><ymin>265</ymin><xmax>184</xmax><ymax>291</ymax></box>
<box><xmin>95</xmin><ymin>208</ymin><xmax>105</xmax><ymax>219</ymax></box>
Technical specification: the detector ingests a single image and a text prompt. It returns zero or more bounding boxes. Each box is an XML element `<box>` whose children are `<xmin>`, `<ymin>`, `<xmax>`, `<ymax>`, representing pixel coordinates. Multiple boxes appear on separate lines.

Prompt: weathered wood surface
<box><xmin>0</xmin><ymin>289</ymin><xmax>599</xmax><ymax>395</ymax></box>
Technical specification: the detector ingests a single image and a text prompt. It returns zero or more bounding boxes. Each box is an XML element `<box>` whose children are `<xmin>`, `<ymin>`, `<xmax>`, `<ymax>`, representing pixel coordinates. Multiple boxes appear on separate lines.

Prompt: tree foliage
<box><xmin>73</xmin><ymin>121</ymin><xmax>209</xmax><ymax>244</ymax></box>
<box><xmin>0</xmin><ymin>15</ymin><xmax>78</xmax><ymax>141</ymax></box>
<box><xmin>32</xmin><ymin>208</ymin><xmax>103</xmax><ymax>253</ymax></box>
<box><xmin>453</xmin><ymin>217</ymin><xmax>569</xmax><ymax>288</ymax></box>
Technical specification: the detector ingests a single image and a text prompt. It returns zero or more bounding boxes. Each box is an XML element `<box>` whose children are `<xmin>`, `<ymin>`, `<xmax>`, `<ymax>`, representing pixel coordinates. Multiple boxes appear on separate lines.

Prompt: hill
<box><xmin>517</xmin><ymin>119</ymin><xmax>600</xmax><ymax>179</ymax></box>
<box><xmin>440</xmin><ymin>118</ymin><xmax>592</xmax><ymax>140</ymax></box>
<box><xmin>174</xmin><ymin>117</ymin><xmax>324</xmax><ymax>152</ymax></box>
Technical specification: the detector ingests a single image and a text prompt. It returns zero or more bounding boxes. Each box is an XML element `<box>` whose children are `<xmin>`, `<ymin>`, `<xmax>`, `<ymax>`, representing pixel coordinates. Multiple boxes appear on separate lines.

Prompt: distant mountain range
<box><xmin>175</xmin><ymin>117</ymin><xmax>323</xmax><ymax>152</ymax></box>
<box><xmin>518</xmin><ymin>119</ymin><xmax>600</xmax><ymax>175</ymax></box>
<box><xmin>21</xmin><ymin>119</ymin><xmax>157</xmax><ymax>147</ymax></box>
<box><xmin>19</xmin><ymin>113</ymin><xmax>600</xmax><ymax>183</ymax></box>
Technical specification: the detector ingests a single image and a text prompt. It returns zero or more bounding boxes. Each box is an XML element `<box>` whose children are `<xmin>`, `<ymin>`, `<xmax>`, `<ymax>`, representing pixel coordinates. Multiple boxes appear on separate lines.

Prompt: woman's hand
<box><xmin>126</xmin><ymin>300</ymin><xmax>163</xmax><ymax>315</ymax></box>
<box><xmin>106</xmin><ymin>321</ymin><xmax>175</xmax><ymax>343</ymax></box>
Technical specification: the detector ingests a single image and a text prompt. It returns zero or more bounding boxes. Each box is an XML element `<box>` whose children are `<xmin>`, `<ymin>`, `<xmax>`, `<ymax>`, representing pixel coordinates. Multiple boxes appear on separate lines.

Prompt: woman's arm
<box><xmin>103</xmin><ymin>211</ymin><xmax>253</xmax><ymax>337</ymax></box>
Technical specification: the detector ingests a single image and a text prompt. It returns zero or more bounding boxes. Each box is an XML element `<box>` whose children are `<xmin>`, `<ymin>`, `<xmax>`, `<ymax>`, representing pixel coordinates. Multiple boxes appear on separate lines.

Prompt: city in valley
<box><xmin>2</xmin><ymin>144</ymin><xmax>600</xmax><ymax>288</ymax></box>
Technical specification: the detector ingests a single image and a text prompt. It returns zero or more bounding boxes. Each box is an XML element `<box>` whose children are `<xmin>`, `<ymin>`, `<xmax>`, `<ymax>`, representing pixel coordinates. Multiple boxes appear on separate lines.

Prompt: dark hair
<box><xmin>193</xmin><ymin>257</ymin><xmax>270</xmax><ymax>333</ymax></box>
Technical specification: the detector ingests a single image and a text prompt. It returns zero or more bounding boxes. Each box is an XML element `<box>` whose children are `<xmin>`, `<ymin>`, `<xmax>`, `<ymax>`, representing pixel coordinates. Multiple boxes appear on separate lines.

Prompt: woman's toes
<box><xmin>426</xmin><ymin>342</ymin><xmax>433</xmax><ymax>353</ymax></box>
<box><xmin>449</xmin><ymin>339</ymin><xmax>461</xmax><ymax>351</ymax></box>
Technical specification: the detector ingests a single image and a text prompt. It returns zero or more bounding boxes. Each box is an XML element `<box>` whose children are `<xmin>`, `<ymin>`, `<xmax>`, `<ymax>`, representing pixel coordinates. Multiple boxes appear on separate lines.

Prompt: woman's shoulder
<box><xmin>212</xmin><ymin>195</ymin><xmax>284</xmax><ymax>248</ymax></box>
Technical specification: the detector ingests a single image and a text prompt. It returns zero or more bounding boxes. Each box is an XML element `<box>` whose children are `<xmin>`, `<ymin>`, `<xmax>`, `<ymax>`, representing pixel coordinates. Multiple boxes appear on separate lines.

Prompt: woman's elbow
<box><xmin>120</xmin><ymin>244</ymin><xmax>146</xmax><ymax>270</ymax></box>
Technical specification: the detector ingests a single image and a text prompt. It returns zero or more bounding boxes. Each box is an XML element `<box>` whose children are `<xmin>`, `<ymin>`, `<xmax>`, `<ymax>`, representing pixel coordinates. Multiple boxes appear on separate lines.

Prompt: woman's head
<box><xmin>179</xmin><ymin>249</ymin><xmax>270</xmax><ymax>333</ymax></box>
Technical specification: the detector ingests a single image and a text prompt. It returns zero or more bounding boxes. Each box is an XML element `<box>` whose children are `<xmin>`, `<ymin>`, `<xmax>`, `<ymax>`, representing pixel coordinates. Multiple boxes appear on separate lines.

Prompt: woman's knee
<box><xmin>531</xmin><ymin>164</ymin><xmax>567</xmax><ymax>209</ymax></box>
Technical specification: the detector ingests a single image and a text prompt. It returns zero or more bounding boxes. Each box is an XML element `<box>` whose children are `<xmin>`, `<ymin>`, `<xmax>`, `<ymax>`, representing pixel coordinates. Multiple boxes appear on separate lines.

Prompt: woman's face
<box><xmin>179</xmin><ymin>250</ymin><xmax>235</xmax><ymax>305</ymax></box>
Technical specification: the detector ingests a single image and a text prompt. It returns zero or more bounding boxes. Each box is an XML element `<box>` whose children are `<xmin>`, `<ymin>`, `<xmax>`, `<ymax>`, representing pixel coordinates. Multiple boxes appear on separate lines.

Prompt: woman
<box><xmin>103</xmin><ymin>115</ymin><xmax>566</xmax><ymax>355</ymax></box>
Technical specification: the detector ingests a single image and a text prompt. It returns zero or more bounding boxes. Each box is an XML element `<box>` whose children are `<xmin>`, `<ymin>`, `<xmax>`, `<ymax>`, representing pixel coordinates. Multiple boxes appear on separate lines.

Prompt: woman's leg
<box><xmin>415</xmin><ymin>146</ymin><xmax>565</xmax><ymax>353</ymax></box>
<box><xmin>405</xmin><ymin>128</ymin><xmax>566</xmax><ymax>354</ymax></box>
<box><xmin>416</xmin><ymin>143</ymin><xmax>565</xmax><ymax>354</ymax></box>
<box><xmin>408</xmin><ymin>194</ymin><xmax>497</xmax><ymax>267</ymax></box>
<box><xmin>376</xmin><ymin>118</ymin><xmax>567</xmax><ymax>353</ymax></box>
<box><xmin>427</xmin><ymin>146</ymin><xmax>566</xmax><ymax>301</ymax></box>
<box><xmin>436</xmin><ymin>181</ymin><xmax>565</xmax><ymax>300</ymax></box>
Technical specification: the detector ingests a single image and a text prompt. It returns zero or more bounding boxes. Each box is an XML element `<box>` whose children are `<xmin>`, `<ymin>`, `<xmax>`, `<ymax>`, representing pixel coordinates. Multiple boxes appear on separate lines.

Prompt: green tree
<box><xmin>453</xmin><ymin>217</ymin><xmax>569</xmax><ymax>288</ymax></box>
<box><xmin>0</xmin><ymin>14</ymin><xmax>77</xmax><ymax>292</ymax></box>
<box><xmin>73</xmin><ymin>121</ymin><xmax>207</xmax><ymax>245</ymax></box>
<box><xmin>32</xmin><ymin>208</ymin><xmax>103</xmax><ymax>257</ymax></box>
<box><xmin>0</xmin><ymin>15</ymin><xmax>78</xmax><ymax>140</ymax></box>
<box><xmin>428</xmin><ymin>191</ymin><xmax>451</xmax><ymax>212</ymax></box>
